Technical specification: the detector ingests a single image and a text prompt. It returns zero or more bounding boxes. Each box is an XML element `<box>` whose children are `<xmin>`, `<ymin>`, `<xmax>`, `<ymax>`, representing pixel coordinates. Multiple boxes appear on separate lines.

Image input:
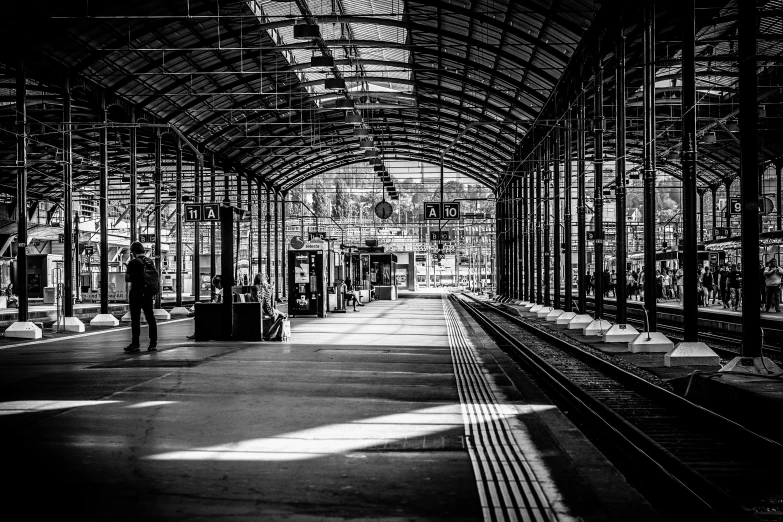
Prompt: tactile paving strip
<box><xmin>443</xmin><ymin>296</ymin><xmax>558</xmax><ymax>522</ymax></box>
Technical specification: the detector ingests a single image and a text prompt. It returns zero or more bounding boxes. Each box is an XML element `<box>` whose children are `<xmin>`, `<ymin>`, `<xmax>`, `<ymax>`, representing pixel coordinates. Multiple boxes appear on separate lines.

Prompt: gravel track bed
<box><xmin>465</xmin><ymin>299</ymin><xmax>783</xmax><ymax>519</ymax></box>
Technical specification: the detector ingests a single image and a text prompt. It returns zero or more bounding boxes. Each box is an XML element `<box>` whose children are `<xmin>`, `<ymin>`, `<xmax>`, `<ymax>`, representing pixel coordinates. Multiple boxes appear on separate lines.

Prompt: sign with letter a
<box><xmin>424</xmin><ymin>202</ymin><xmax>441</xmax><ymax>220</ymax></box>
<box><xmin>202</xmin><ymin>203</ymin><xmax>220</xmax><ymax>222</ymax></box>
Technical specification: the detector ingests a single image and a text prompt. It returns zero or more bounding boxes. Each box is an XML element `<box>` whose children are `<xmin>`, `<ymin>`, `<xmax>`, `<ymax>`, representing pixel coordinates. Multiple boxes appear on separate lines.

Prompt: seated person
<box><xmin>261</xmin><ymin>275</ymin><xmax>287</xmax><ymax>340</ymax></box>
<box><xmin>5</xmin><ymin>283</ymin><xmax>17</xmax><ymax>307</ymax></box>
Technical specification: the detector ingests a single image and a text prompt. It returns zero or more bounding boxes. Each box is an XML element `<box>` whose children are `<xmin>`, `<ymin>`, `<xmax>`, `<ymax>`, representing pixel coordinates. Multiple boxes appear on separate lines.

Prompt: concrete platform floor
<box><xmin>0</xmin><ymin>294</ymin><xmax>657</xmax><ymax>521</ymax></box>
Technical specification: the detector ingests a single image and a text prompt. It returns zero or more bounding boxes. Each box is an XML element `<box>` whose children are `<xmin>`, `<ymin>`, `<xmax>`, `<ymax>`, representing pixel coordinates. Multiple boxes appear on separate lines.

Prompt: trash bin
<box><xmin>43</xmin><ymin>287</ymin><xmax>56</xmax><ymax>305</ymax></box>
<box><xmin>194</xmin><ymin>303</ymin><xmax>227</xmax><ymax>341</ymax></box>
<box><xmin>232</xmin><ymin>303</ymin><xmax>263</xmax><ymax>341</ymax></box>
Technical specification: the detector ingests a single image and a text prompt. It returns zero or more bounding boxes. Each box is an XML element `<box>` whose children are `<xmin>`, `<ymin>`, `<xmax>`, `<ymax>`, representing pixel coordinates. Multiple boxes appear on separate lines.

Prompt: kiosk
<box><xmin>287</xmin><ymin>235</ymin><xmax>341</xmax><ymax>317</ymax></box>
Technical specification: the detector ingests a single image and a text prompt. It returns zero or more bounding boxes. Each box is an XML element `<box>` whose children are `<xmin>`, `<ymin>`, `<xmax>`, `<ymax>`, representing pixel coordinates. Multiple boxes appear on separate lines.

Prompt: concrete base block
<box><xmin>4</xmin><ymin>321</ymin><xmax>43</xmax><ymax>339</ymax></box>
<box><xmin>537</xmin><ymin>306</ymin><xmax>554</xmax><ymax>318</ymax></box>
<box><xmin>529</xmin><ymin>304</ymin><xmax>543</xmax><ymax>313</ymax></box>
<box><xmin>719</xmin><ymin>356</ymin><xmax>783</xmax><ymax>375</ymax></box>
<box><xmin>583</xmin><ymin>319</ymin><xmax>613</xmax><ymax>336</ymax></box>
<box><xmin>567</xmin><ymin>314</ymin><xmax>593</xmax><ymax>330</ymax></box>
<box><xmin>522</xmin><ymin>303</ymin><xmax>536</xmax><ymax>311</ymax></box>
<box><xmin>519</xmin><ymin>301</ymin><xmax>531</xmax><ymax>306</ymax></box>
<box><xmin>629</xmin><ymin>332</ymin><xmax>674</xmax><ymax>353</ymax></box>
<box><xmin>602</xmin><ymin>324</ymin><xmax>639</xmax><ymax>343</ymax></box>
<box><xmin>153</xmin><ymin>309</ymin><xmax>171</xmax><ymax>321</ymax></box>
<box><xmin>545</xmin><ymin>309</ymin><xmax>564</xmax><ymax>322</ymax></box>
<box><xmin>665</xmin><ymin>342</ymin><xmax>721</xmax><ymax>367</ymax></box>
<box><xmin>169</xmin><ymin>306</ymin><xmax>190</xmax><ymax>317</ymax></box>
<box><xmin>556</xmin><ymin>311</ymin><xmax>577</xmax><ymax>325</ymax></box>
<box><xmin>90</xmin><ymin>314</ymin><xmax>119</xmax><ymax>327</ymax></box>
<box><xmin>120</xmin><ymin>311</ymin><xmax>147</xmax><ymax>323</ymax></box>
<box><xmin>54</xmin><ymin>317</ymin><xmax>86</xmax><ymax>333</ymax></box>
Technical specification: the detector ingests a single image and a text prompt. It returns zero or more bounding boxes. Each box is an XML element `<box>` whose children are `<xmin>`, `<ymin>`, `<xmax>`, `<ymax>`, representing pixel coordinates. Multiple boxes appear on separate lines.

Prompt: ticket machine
<box><xmin>288</xmin><ymin>236</ymin><xmax>330</xmax><ymax>317</ymax></box>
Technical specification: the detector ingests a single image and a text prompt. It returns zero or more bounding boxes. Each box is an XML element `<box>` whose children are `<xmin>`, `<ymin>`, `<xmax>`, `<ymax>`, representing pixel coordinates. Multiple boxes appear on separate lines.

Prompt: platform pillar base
<box><xmin>545</xmin><ymin>309</ymin><xmax>564</xmax><ymax>322</ymax></box>
<box><xmin>556</xmin><ymin>311</ymin><xmax>576</xmax><ymax>325</ymax></box>
<box><xmin>583</xmin><ymin>319</ymin><xmax>613</xmax><ymax>336</ymax></box>
<box><xmin>153</xmin><ymin>309</ymin><xmax>171</xmax><ymax>321</ymax></box>
<box><xmin>90</xmin><ymin>314</ymin><xmax>119</xmax><ymax>327</ymax></box>
<box><xmin>54</xmin><ymin>317</ymin><xmax>86</xmax><ymax>333</ymax></box>
<box><xmin>629</xmin><ymin>332</ymin><xmax>674</xmax><ymax>353</ymax></box>
<box><xmin>169</xmin><ymin>306</ymin><xmax>190</xmax><ymax>318</ymax></box>
<box><xmin>719</xmin><ymin>356</ymin><xmax>783</xmax><ymax>375</ymax></box>
<box><xmin>602</xmin><ymin>324</ymin><xmax>639</xmax><ymax>343</ymax></box>
<box><xmin>529</xmin><ymin>304</ymin><xmax>543</xmax><ymax>313</ymax></box>
<box><xmin>537</xmin><ymin>306</ymin><xmax>554</xmax><ymax>318</ymax></box>
<box><xmin>665</xmin><ymin>342</ymin><xmax>721</xmax><ymax>367</ymax></box>
<box><xmin>4</xmin><ymin>321</ymin><xmax>43</xmax><ymax>339</ymax></box>
<box><xmin>567</xmin><ymin>314</ymin><xmax>593</xmax><ymax>330</ymax></box>
<box><xmin>120</xmin><ymin>311</ymin><xmax>147</xmax><ymax>323</ymax></box>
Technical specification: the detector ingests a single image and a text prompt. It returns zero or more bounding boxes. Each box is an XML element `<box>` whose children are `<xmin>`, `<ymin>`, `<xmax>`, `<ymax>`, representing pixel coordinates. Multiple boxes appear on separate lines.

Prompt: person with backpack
<box><xmin>124</xmin><ymin>241</ymin><xmax>158</xmax><ymax>352</ymax></box>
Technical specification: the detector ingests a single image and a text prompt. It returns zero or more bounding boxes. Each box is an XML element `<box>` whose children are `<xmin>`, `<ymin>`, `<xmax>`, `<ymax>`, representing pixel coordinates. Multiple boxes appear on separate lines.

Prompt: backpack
<box><xmin>139</xmin><ymin>256</ymin><xmax>160</xmax><ymax>296</ymax></box>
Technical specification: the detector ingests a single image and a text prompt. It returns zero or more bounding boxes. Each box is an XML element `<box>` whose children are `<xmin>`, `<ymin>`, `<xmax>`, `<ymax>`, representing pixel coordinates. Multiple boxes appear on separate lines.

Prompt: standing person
<box><xmin>655</xmin><ymin>270</ymin><xmax>664</xmax><ymax>302</ymax></box>
<box><xmin>584</xmin><ymin>271</ymin><xmax>592</xmax><ymax>296</ymax></box>
<box><xmin>718</xmin><ymin>264</ymin><xmax>730</xmax><ymax>308</ymax></box>
<box><xmin>662</xmin><ymin>270</ymin><xmax>671</xmax><ymax>300</ymax></box>
<box><xmin>701</xmin><ymin>267</ymin><xmax>714</xmax><ymax>307</ymax></box>
<box><xmin>760</xmin><ymin>260</ymin><xmax>768</xmax><ymax>310</ymax></box>
<box><xmin>610</xmin><ymin>270</ymin><xmax>617</xmax><ymax>297</ymax></box>
<box><xmin>602</xmin><ymin>268</ymin><xmax>611</xmax><ymax>297</ymax></box>
<box><xmin>764</xmin><ymin>258</ymin><xmax>782</xmax><ymax>312</ymax></box>
<box><xmin>675</xmin><ymin>264</ymin><xmax>684</xmax><ymax>303</ymax></box>
<box><xmin>727</xmin><ymin>263</ymin><xmax>743</xmax><ymax>311</ymax></box>
<box><xmin>124</xmin><ymin>241</ymin><xmax>158</xmax><ymax>352</ymax></box>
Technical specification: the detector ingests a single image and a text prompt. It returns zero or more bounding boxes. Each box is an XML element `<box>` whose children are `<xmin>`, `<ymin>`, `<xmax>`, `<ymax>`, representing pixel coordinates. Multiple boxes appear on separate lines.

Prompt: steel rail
<box><xmin>455</xmin><ymin>293</ymin><xmax>779</xmax><ymax>522</ymax></box>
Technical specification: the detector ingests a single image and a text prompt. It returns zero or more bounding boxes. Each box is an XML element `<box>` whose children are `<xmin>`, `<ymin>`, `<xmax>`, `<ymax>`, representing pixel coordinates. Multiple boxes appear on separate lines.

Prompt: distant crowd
<box><xmin>583</xmin><ymin>257</ymin><xmax>782</xmax><ymax>312</ymax></box>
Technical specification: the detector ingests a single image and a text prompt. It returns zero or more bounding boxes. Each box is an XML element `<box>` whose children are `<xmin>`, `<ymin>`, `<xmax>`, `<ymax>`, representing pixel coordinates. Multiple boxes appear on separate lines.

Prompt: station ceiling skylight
<box><xmin>249</xmin><ymin>0</ymin><xmax>413</xmax><ymax>109</ymax></box>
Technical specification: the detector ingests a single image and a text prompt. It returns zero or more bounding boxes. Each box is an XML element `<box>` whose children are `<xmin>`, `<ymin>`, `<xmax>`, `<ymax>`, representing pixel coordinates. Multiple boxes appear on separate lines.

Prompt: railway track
<box><xmin>455</xmin><ymin>293</ymin><xmax>783</xmax><ymax>522</ymax></box>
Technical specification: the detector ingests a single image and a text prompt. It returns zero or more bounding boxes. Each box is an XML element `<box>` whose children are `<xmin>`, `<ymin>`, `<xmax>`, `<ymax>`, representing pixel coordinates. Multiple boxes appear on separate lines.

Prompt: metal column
<box><xmin>776</xmin><ymin>163</ymin><xmax>782</xmax><ymax>230</ymax></box>
<box><xmin>615</xmin><ymin>34</ymin><xmax>628</xmax><ymax>323</ymax></box>
<box><xmin>522</xmin><ymin>168</ymin><xmax>528</xmax><ymax>301</ymax></box>
<box><xmin>99</xmin><ymin>96</ymin><xmax>109</xmax><ymax>316</ymax></box>
<box><xmin>738</xmin><ymin>0</ymin><xmax>761</xmax><ymax>357</ymax></box>
<box><xmin>517</xmin><ymin>176</ymin><xmax>524</xmax><ymax>299</ymax></box>
<box><xmin>643</xmin><ymin>3</ymin><xmax>658</xmax><ymax>331</ymax></box>
<box><xmin>175</xmin><ymin>140</ymin><xmax>183</xmax><ymax>308</ymax></box>
<box><xmin>564</xmin><ymin>124</ymin><xmax>573</xmax><ymax>313</ymax></box>
<box><xmin>63</xmin><ymin>79</ymin><xmax>74</xmax><ymax>317</ymax></box>
<box><xmin>577</xmin><ymin>100</ymin><xmax>587</xmax><ymax>314</ymax></box>
<box><xmin>130</xmin><ymin>114</ymin><xmax>137</xmax><ymax>243</ymax></box>
<box><xmin>536</xmin><ymin>148</ymin><xmax>543</xmax><ymax>304</ymax></box>
<box><xmin>529</xmin><ymin>161</ymin><xmax>536</xmax><ymax>302</ymax></box>
<box><xmin>281</xmin><ymin>191</ymin><xmax>287</xmax><ymax>299</ymax></box>
<box><xmin>274</xmin><ymin>189</ymin><xmax>280</xmax><ymax>301</ymax></box>
<box><xmin>16</xmin><ymin>60</ymin><xmax>29</xmax><ymax>321</ymax></box>
<box><xmin>593</xmin><ymin>65</ymin><xmax>605</xmax><ymax>318</ymax></box>
<box><xmin>266</xmin><ymin>184</ymin><xmax>271</xmax><ymax>281</ymax></box>
<box><xmin>257</xmin><ymin>179</ymin><xmax>263</xmax><ymax>279</ymax></box>
<box><xmin>681</xmin><ymin>0</ymin><xmax>699</xmax><ymax>342</ymax></box>
<box><xmin>712</xmin><ymin>187</ymin><xmax>718</xmax><ymax>237</ymax></box>
<box><xmin>544</xmin><ymin>140</ymin><xmax>551</xmax><ymax>307</ymax></box>
<box><xmin>154</xmin><ymin>130</ymin><xmax>163</xmax><ymax>310</ymax></box>
<box><xmin>210</xmin><ymin>155</ymin><xmax>216</xmax><ymax>299</ymax></box>
<box><xmin>193</xmin><ymin>154</ymin><xmax>201</xmax><ymax>303</ymax></box>
<box><xmin>554</xmin><ymin>131</ymin><xmax>561</xmax><ymax>310</ymax></box>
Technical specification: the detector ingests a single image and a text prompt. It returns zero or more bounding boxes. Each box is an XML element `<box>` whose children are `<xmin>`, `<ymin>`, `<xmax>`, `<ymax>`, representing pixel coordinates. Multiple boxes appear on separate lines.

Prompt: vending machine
<box><xmin>288</xmin><ymin>236</ymin><xmax>327</xmax><ymax>317</ymax></box>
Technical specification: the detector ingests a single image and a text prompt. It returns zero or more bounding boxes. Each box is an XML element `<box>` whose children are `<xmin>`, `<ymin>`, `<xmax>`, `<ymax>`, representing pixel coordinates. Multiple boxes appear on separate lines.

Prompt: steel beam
<box><xmin>536</xmin><ymin>147</ymin><xmax>543</xmax><ymax>304</ymax></box>
<box><xmin>154</xmin><ymin>129</ymin><xmax>163</xmax><ymax>310</ymax></box>
<box><xmin>738</xmin><ymin>0</ymin><xmax>761</xmax><ymax>356</ymax></box>
<box><xmin>63</xmin><ymin>78</ymin><xmax>74</xmax><ymax>317</ymax></box>
<box><xmin>554</xmin><ymin>131</ymin><xmax>561</xmax><ymax>310</ymax></box>
<box><xmin>130</xmin><ymin>114</ymin><xmax>137</xmax><ymax>243</ymax></box>
<box><xmin>99</xmin><ymin>95</ymin><xmax>109</xmax><ymax>315</ymax></box>
<box><xmin>682</xmin><ymin>0</ymin><xmax>699</xmax><ymax>342</ymax></box>
<box><xmin>16</xmin><ymin>59</ymin><xmax>29</xmax><ymax>321</ymax></box>
<box><xmin>594</xmin><ymin>65</ymin><xmax>605</xmax><ymax>317</ymax></box>
<box><xmin>577</xmin><ymin>99</ymin><xmax>587</xmax><ymax>314</ymax></box>
<box><xmin>544</xmin><ymin>139</ymin><xmax>551</xmax><ymax>307</ymax></box>
<box><xmin>643</xmin><ymin>3</ymin><xmax>658</xmax><ymax>331</ymax></box>
<box><xmin>175</xmin><ymin>139</ymin><xmax>183</xmax><ymax>308</ymax></box>
<box><xmin>615</xmin><ymin>34</ymin><xmax>628</xmax><ymax>324</ymax></box>
<box><xmin>565</xmin><ymin>124</ymin><xmax>573</xmax><ymax>313</ymax></box>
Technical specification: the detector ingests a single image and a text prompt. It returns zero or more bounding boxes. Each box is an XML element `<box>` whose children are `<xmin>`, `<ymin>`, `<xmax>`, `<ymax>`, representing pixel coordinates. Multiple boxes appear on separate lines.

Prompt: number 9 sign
<box><xmin>729</xmin><ymin>197</ymin><xmax>742</xmax><ymax>216</ymax></box>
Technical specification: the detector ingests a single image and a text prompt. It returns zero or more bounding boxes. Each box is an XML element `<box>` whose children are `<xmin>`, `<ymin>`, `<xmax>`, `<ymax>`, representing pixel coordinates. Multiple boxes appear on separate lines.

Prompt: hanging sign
<box><xmin>184</xmin><ymin>204</ymin><xmax>202</xmax><ymax>222</ymax></box>
<box><xmin>203</xmin><ymin>203</ymin><xmax>220</xmax><ymax>222</ymax></box>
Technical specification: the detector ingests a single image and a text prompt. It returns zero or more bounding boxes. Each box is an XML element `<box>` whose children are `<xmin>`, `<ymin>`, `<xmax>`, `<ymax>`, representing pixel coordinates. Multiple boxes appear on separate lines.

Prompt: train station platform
<box><xmin>0</xmin><ymin>292</ymin><xmax>659</xmax><ymax>521</ymax></box>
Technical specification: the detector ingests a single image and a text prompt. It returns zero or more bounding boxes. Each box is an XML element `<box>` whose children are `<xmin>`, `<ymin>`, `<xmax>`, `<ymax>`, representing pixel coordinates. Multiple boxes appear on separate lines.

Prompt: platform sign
<box><xmin>424</xmin><ymin>202</ymin><xmax>441</xmax><ymax>220</ymax></box>
<box><xmin>83</xmin><ymin>246</ymin><xmax>94</xmax><ymax>256</ymax></box>
<box><xmin>430</xmin><ymin>231</ymin><xmax>450</xmax><ymax>241</ymax></box>
<box><xmin>728</xmin><ymin>197</ymin><xmax>742</xmax><ymax>217</ymax></box>
<box><xmin>442</xmin><ymin>202</ymin><xmax>460</xmax><ymax>220</ymax></box>
<box><xmin>139</xmin><ymin>234</ymin><xmax>156</xmax><ymax>243</ymax></box>
<box><xmin>184</xmin><ymin>204</ymin><xmax>202</xmax><ymax>223</ymax></box>
<box><xmin>202</xmin><ymin>203</ymin><xmax>220</xmax><ymax>222</ymax></box>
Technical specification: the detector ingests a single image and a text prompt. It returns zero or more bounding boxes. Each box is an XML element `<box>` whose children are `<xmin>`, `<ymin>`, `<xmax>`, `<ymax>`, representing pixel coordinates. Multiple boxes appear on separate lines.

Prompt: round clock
<box><xmin>374</xmin><ymin>200</ymin><xmax>393</xmax><ymax>219</ymax></box>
